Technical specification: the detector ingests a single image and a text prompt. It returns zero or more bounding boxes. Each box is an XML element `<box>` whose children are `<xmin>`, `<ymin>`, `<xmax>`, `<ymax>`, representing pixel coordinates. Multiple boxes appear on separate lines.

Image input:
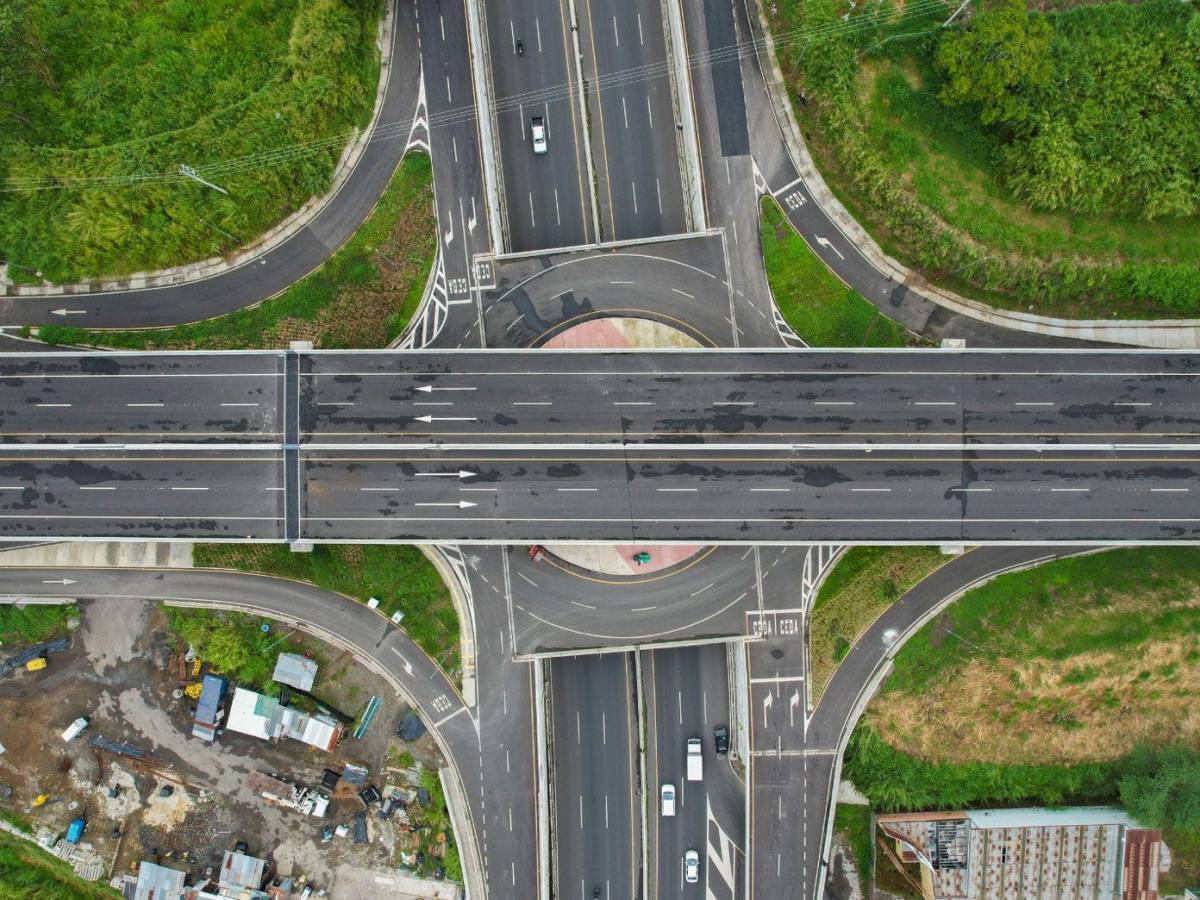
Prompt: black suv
<box><xmin>713</xmin><ymin>724</ymin><xmax>729</xmax><ymax>758</ymax></box>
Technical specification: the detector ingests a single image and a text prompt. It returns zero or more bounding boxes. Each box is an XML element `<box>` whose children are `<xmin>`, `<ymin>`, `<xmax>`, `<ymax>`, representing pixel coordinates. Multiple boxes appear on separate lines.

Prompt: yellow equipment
<box><xmin>25</xmin><ymin>658</ymin><xmax>46</xmax><ymax>672</ymax></box>
<box><xmin>33</xmin><ymin>794</ymin><xmax>48</xmax><ymax>807</ymax></box>
<box><xmin>184</xmin><ymin>682</ymin><xmax>203</xmax><ymax>700</ymax></box>
<box><xmin>190</xmin><ymin>658</ymin><xmax>202</xmax><ymax>677</ymax></box>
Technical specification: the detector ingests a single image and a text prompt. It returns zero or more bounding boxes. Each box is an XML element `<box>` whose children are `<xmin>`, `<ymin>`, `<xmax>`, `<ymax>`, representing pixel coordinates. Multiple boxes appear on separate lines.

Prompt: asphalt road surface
<box><xmin>646</xmin><ymin>644</ymin><xmax>742</xmax><ymax>900</ymax></box>
<box><xmin>577</xmin><ymin>0</ymin><xmax>689</xmax><ymax>241</ymax></box>
<box><xmin>549</xmin><ymin>652</ymin><xmax>640</xmax><ymax>900</ymax></box>
<box><xmin>0</xmin><ymin>349</ymin><xmax>1197</xmax><ymax>541</ymax></box>
<box><xmin>485</xmin><ymin>0</ymin><xmax>594</xmax><ymax>252</ymax></box>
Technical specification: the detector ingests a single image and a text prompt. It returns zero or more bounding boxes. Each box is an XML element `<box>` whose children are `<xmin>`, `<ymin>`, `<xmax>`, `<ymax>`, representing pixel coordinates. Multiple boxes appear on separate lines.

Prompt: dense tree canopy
<box><xmin>935</xmin><ymin>0</ymin><xmax>1200</xmax><ymax>220</ymax></box>
<box><xmin>1119</xmin><ymin>745</ymin><xmax>1200</xmax><ymax>832</ymax></box>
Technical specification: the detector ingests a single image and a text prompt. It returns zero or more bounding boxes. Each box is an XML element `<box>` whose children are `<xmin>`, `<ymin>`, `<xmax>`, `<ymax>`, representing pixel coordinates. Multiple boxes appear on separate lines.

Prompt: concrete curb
<box><xmin>440</xmin><ymin>765</ymin><xmax>485</xmax><ymax>900</ymax></box>
<box><xmin>750</xmin><ymin>0</ymin><xmax>1200</xmax><ymax>350</ymax></box>
<box><xmin>534</xmin><ymin>658</ymin><xmax>552</xmax><ymax>900</ymax></box>
<box><xmin>3</xmin><ymin>3</ymin><xmax>396</xmax><ymax>299</ymax></box>
<box><xmin>421</xmin><ymin>544</ymin><xmax>478</xmax><ymax>708</ymax></box>
<box><xmin>661</xmin><ymin>0</ymin><xmax>707</xmax><ymax>231</ymax></box>
<box><xmin>463</xmin><ymin>0</ymin><xmax>508</xmax><ymax>255</ymax></box>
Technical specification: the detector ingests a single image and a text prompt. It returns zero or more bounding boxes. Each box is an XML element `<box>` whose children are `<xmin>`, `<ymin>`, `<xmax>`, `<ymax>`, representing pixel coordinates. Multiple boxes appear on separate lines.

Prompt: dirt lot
<box><xmin>0</xmin><ymin>598</ymin><xmax>457</xmax><ymax>898</ymax></box>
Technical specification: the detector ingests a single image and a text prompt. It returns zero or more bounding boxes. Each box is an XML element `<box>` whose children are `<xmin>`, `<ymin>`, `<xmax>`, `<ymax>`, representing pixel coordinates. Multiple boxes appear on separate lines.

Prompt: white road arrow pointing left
<box><xmin>414</xmin><ymin>415</ymin><xmax>476</xmax><ymax>423</ymax></box>
<box><xmin>415</xmin><ymin>385</ymin><xmax>477</xmax><ymax>393</ymax></box>
<box><xmin>49</xmin><ymin>309</ymin><xmax>87</xmax><ymax>317</ymax></box>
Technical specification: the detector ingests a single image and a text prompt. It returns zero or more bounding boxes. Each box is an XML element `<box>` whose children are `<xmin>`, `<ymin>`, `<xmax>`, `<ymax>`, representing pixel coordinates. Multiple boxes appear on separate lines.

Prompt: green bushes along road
<box><xmin>1</xmin><ymin>0</ymin><xmax>382</xmax><ymax>282</ymax></box>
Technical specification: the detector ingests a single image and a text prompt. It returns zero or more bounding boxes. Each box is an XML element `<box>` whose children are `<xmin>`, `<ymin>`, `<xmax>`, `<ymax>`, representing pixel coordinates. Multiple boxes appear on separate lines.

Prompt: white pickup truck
<box><xmin>686</xmin><ymin>737</ymin><xmax>703</xmax><ymax>781</ymax></box>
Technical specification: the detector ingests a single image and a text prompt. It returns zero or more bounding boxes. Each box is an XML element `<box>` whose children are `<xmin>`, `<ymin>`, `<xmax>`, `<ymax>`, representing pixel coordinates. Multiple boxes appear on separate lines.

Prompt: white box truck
<box><xmin>61</xmin><ymin>717</ymin><xmax>89</xmax><ymax>742</ymax></box>
<box><xmin>686</xmin><ymin>737</ymin><xmax>703</xmax><ymax>781</ymax></box>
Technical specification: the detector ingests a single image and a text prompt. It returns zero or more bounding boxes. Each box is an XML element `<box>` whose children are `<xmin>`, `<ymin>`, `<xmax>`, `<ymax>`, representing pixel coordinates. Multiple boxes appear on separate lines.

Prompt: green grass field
<box><xmin>193</xmin><ymin>543</ymin><xmax>460</xmax><ymax>675</ymax></box>
<box><xmin>760</xmin><ymin>198</ymin><xmax>909</xmax><ymax>347</ymax></box>
<box><xmin>809</xmin><ymin>547</ymin><xmax>944</xmax><ymax>697</ymax></box>
<box><xmin>1</xmin><ymin>0</ymin><xmax>382</xmax><ymax>282</ymax></box>
<box><xmin>0</xmin><ymin>828</ymin><xmax>118</xmax><ymax>899</ymax></box>
<box><xmin>39</xmin><ymin>153</ymin><xmax>435</xmax><ymax>350</ymax></box>
<box><xmin>0</xmin><ymin>604</ymin><xmax>76</xmax><ymax>646</ymax></box>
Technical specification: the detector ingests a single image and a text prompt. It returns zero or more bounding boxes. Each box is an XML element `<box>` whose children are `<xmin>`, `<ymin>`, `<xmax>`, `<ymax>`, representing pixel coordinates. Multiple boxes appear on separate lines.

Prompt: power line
<box><xmin>0</xmin><ymin>0</ymin><xmax>951</xmax><ymax>193</ymax></box>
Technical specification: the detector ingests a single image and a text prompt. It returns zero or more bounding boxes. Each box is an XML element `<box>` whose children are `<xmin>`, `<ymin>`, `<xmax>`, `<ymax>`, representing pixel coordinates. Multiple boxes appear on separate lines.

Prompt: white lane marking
<box><xmin>361</xmin><ymin>487</ymin><xmax>397</xmax><ymax>492</ymax></box>
<box><xmin>1014</xmin><ymin>402</ymin><xmax>1054</xmax><ymax>407</ymax></box>
<box><xmin>637</xmin><ymin>11</ymin><xmax>643</xmax><ymax>44</ymax></box>
<box><xmin>656</xmin><ymin>178</ymin><xmax>662</xmax><ymax>215</ymax></box>
<box><xmin>126</xmin><ymin>403</ymin><xmax>164</xmax><ymax>408</ymax></box>
<box><xmin>528</xmin><ymin>192</ymin><xmax>536</xmax><ymax>229</ymax></box>
<box><xmin>1117</xmin><ymin>402</ymin><xmax>1152</xmax><ymax>407</ymax></box>
<box><xmin>646</xmin><ymin>95</ymin><xmax>653</xmax><ymax>128</ymax></box>
<box><xmin>558</xmin><ymin>487</ymin><xmax>597</xmax><ymax>492</ymax></box>
<box><xmin>433</xmin><ymin>705</ymin><xmax>467</xmax><ymax>727</ymax></box>
<box><xmin>459</xmin><ymin>487</ymin><xmax>498</xmax><ymax>492</ymax></box>
<box><xmin>714</xmin><ymin>401</ymin><xmax>752</xmax><ymax>406</ymax></box>
<box><xmin>631</xmin><ymin>181</ymin><xmax>638</xmax><ymax>216</ymax></box>
<box><xmin>536</xmin><ymin>17</ymin><xmax>542</xmax><ymax>52</ymax></box>
<box><xmin>672</xmin><ymin>288</ymin><xmax>693</xmax><ymax>299</ymax></box>
<box><xmin>510</xmin><ymin>19</ymin><xmax>516</xmax><ymax>53</ymax></box>
<box><xmin>913</xmin><ymin>401</ymin><xmax>956</xmax><ymax>407</ymax></box>
<box><xmin>1151</xmin><ymin>487</ymin><xmax>1189</xmax><ymax>492</ymax></box>
<box><xmin>35</xmin><ymin>403</ymin><xmax>71</xmax><ymax>408</ymax></box>
<box><xmin>631</xmin><ymin>605</ymin><xmax>656</xmax><ymax>612</ymax></box>
<box><xmin>554</xmin><ymin>188</ymin><xmax>561</xmax><ymax>226</ymax></box>
<box><xmin>750</xmin><ymin>488</ymin><xmax>789</xmax><ymax>492</ymax></box>
<box><xmin>570</xmin><ymin>600</ymin><xmax>596</xmax><ymax>609</ymax></box>
<box><xmin>851</xmin><ymin>487</ymin><xmax>891</xmax><ymax>492</ymax></box>
<box><xmin>950</xmin><ymin>487</ymin><xmax>992</xmax><ymax>493</ymax></box>
<box><xmin>171</xmin><ymin>486</ymin><xmax>209</xmax><ymax>491</ymax></box>
<box><xmin>612</xmin><ymin>14</ymin><xmax>619</xmax><ymax>45</ymax></box>
<box><xmin>220</xmin><ymin>403</ymin><xmax>259</xmax><ymax>408</ymax></box>
<box><xmin>622</xmin><ymin>95</ymin><xmax>629</xmax><ymax>128</ymax></box>
<box><xmin>445</xmin><ymin>75</ymin><xmax>452</xmax><ymax>103</ymax></box>
<box><xmin>602</xmin><ymin>712</ymin><xmax>607</xmax><ymax>745</ymax></box>
<box><xmin>613</xmin><ymin>401</ymin><xmax>651</xmax><ymax>406</ymax></box>
<box><xmin>579</xmin><ymin>795</ymin><xmax>584</xmax><ymax>830</ymax></box>
<box><xmin>815</xmin><ymin>401</ymin><xmax>854</xmax><ymax>406</ymax></box>
<box><xmin>79</xmin><ymin>486</ymin><xmax>115</xmax><ymax>491</ymax></box>
<box><xmin>691</xmin><ymin>582</ymin><xmax>714</xmax><ymax>597</ymax></box>
<box><xmin>517</xmin><ymin>572</ymin><xmax>539</xmax><ymax>588</ymax></box>
<box><xmin>657</xmin><ymin>488</ymin><xmax>698</xmax><ymax>492</ymax></box>
<box><xmin>513</xmin><ymin>401</ymin><xmax>552</xmax><ymax>406</ymax></box>
<box><xmin>1051</xmin><ymin>487</ymin><xmax>1089</xmax><ymax>492</ymax></box>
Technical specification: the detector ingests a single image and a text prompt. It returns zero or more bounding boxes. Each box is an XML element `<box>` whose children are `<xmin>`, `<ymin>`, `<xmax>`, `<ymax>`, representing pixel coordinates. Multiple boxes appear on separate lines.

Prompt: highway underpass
<box><xmin>0</xmin><ymin>348</ymin><xmax>1197</xmax><ymax>543</ymax></box>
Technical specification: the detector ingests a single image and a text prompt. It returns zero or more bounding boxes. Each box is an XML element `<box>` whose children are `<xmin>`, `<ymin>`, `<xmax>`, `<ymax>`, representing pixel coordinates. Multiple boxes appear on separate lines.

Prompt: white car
<box><xmin>660</xmin><ymin>783</ymin><xmax>676</xmax><ymax>817</ymax></box>
<box><xmin>684</xmin><ymin>848</ymin><xmax>700</xmax><ymax>884</ymax></box>
<box><xmin>531</xmin><ymin>116</ymin><xmax>547</xmax><ymax>155</ymax></box>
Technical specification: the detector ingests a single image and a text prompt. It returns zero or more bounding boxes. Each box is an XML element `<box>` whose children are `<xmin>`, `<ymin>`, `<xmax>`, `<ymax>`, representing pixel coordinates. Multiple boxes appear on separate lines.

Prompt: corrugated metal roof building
<box><xmin>131</xmin><ymin>860</ymin><xmax>186</xmax><ymax>900</ymax></box>
<box><xmin>219</xmin><ymin>849</ymin><xmax>267</xmax><ymax>893</ymax></box>
<box><xmin>224</xmin><ymin>687</ymin><xmax>342</xmax><ymax>753</ymax></box>
<box><xmin>877</xmin><ymin>807</ymin><xmax>1170</xmax><ymax>900</ymax></box>
<box><xmin>272</xmin><ymin>653</ymin><xmax>317</xmax><ymax>692</ymax></box>
<box><xmin>191</xmin><ymin>675</ymin><xmax>226</xmax><ymax>742</ymax></box>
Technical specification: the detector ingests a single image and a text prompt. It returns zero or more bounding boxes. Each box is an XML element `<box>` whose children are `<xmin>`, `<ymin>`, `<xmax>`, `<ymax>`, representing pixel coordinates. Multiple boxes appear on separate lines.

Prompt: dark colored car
<box><xmin>713</xmin><ymin>724</ymin><xmax>729</xmax><ymax>759</ymax></box>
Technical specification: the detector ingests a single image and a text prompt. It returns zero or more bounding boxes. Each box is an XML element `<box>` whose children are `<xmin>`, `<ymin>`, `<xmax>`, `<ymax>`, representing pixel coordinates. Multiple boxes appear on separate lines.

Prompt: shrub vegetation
<box><xmin>0</xmin><ymin>0</ymin><xmax>382</xmax><ymax>282</ymax></box>
<box><xmin>771</xmin><ymin>0</ymin><xmax>1200</xmax><ymax>318</ymax></box>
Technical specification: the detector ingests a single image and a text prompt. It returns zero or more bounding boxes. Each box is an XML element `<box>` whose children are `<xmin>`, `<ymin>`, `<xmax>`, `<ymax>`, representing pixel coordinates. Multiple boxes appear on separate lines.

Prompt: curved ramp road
<box><xmin>0</xmin><ymin>349</ymin><xmax>1197</xmax><ymax>542</ymax></box>
<box><xmin>0</xmin><ymin>0</ymin><xmax>422</xmax><ymax>330</ymax></box>
<box><xmin>0</xmin><ymin>566</ymin><xmax>487</xmax><ymax>890</ymax></box>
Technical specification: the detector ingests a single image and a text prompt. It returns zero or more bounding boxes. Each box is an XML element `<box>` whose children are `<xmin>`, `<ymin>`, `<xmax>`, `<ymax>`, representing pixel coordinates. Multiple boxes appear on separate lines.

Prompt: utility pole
<box><xmin>178</xmin><ymin>165</ymin><xmax>229</xmax><ymax>196</ymax></box>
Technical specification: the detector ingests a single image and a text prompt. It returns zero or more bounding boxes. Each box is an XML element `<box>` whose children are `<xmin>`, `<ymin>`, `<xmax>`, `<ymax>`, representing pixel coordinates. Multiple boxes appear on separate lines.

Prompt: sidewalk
<box><xmin>751</xmin><ymin>0</ymin><xmax>1200</xmax><ymax>350</ymax></box>
<box><xmin>545</xmin><ymin>545</ymin><xmax>704</xmax><ymax>576</ymax></box>
<box><xmin>0</xmin><ymin>542</ymin><xmax>192</xmax><ymax>568</ymax></box>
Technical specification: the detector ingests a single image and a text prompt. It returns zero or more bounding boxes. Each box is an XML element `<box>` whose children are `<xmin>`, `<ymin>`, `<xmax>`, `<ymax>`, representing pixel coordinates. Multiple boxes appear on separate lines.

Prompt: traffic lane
<box><xmin>0</xmin><ymin>352</ymin><xmax>282</xmax><ymax>443</ymax></box>
<box><xmin>0</xmin><ymin>451</ymin><xmax>283</xmax><ymax>539</ymax></box>
<box><xmin>508</xmin><ymin>548</ymin><xmax>763</xmax><ymax>653</ymax></box>
<box><xmin>580</xmin><ymin>0</ymin><xmax>687</xmax><ymax>240</ymax></box>
<box><xmin>487</xmin><ymin>0</ymin><xmax>592</xmax><ymax>251</ymax></box>
<box><xmin>749</xmin><ymin>752</ymin><xmax>835</xmax><ymax>900</ymax></box>
<box><xmin>549</xmin><ymin>653</ymin><xmax>638</xmax><ymax>900</ymax></box>
<box><xmin>650</xmin><ymin>645</ymin><xmax>742</xmax><ymax>900</ymax></box>
<box><xmin>299</xmin><ymin>449</ymin><xmax>1200</xmax><ymax>542</ymax></box>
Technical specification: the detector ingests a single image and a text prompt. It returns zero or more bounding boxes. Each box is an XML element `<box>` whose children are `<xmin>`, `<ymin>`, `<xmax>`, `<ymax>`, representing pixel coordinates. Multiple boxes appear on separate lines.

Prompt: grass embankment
<box><xmin>844</xmin><ymin>547</ymin><xmax>1200</xmax><ymax>889</ymax></box>
<box><xmin>1</xmin><ymin>0</ymin><xmax>382</xmax><ymax>283</ymax></box>
<box><xmin>832</xmin><ymin>805</ymin><xmax>874</xmax><ymax>889</ymax></box>
<box><xmin>770</xmin><ymin>0</ymin><xmax>1200</xmax><ymax>318</ymax></box>
<box><xmin>37</xmin><ymin>154</ymin><xmax>436</xmax><ymax>350</ymax></box>
<box><xmin>760</xmin><ymin>198</ymin><xmax>909</xmax><ymax>346</ymax></box>
<box><xmin>809</xmin><ymin>547</ymin><xmax>944</xmax><ymax>698</ymax></box>
<box><xmin>0</xmin><ymin>827</ymin><xmax>119</xmax><ymax>899</ymax></box>
<box><xmin>193</xmin><ymin>544</ymin><xmax>460</xmax><ymax>676</ymax></box>
<box><xmin>0</xmin><ymin>604</ymin><xmax>76</xmax><ymax>646</ymax></box>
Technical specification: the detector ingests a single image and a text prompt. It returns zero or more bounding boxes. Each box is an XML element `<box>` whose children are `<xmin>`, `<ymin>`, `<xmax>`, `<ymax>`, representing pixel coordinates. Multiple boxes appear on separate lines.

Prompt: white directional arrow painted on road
<box><xmin>789</xmin><ymin>689</ymin><xmax>801</xmax><ymax>728</ymax></box>
<box><xmin>415</xmin><ymin>385</ymin><xmax>477</xmax><ymax>393</ymax></box>
<box><xmin>42</xmin><ymin>579</ymin><xmax>78</xmax><ymax>585</ymax></box>
<box><xmin>391</xmin><ymin>648</ymin><xmax>415</xmax><ymax>677</ymax></box>
<box><xmin>50</xmin><ymin>309</ymin><xmax>86</xmax><ymax>317</ymax></box>
<box><xmin>815</xmin><ymin>236</ymin><xmax>845</xmax><ymax>260</ymax></box>
<box><xmin>762</xmin><ymin>691</ymin><xmax>773</xmax><ymax>730</ymax></box>
<box><xmin>415</xmin><ymin>500</ymin><xmax>477</xmax><ymax>509</ymax></box>
<box><xmin>443</xmin><ymin>212</ymin><xmax>454</xmax><ymax>247</ymax></box>
<box><xmin>414</xmin><ymin>470</ymin><xmax>476</xmax><ymax>479</ymax></box>
<box><xmin>414</xmin><ymin>415</ymin><xmax>477</xmax><ymax>423</ymax></box>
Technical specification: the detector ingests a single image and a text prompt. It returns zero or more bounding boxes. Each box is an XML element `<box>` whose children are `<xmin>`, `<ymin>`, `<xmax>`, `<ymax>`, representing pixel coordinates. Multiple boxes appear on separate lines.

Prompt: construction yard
<box><xmin>0</xmin><ymin>596</ymin><xmax>461</xmax><ymax>899</ymax></box>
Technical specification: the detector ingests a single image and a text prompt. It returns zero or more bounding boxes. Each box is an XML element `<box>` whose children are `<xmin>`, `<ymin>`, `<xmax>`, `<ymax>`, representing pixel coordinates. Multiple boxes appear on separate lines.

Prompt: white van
<box><xmin>660</xmin><ymin>783</ymin><xmax>676</xmax><ymax>817</ymax></box>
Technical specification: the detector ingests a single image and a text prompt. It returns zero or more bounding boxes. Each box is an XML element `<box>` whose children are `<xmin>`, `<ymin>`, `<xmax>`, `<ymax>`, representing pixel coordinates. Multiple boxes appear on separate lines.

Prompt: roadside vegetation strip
<box><xmin>165</xmin><ymin>607</ymin><xmax>303</xmax><ymax>696</ymax></box>
<box><xmin>36</xmin><ymin>154</ymin><xmax>436</xmax><ymax>350</ymax></box>
<box><xmin>191</xmin><ymin>544</ymin><xmax>461</xmax><ymax>678</ymax></box>
<box><xmin>831</xmin><ymin>804</ymin><xmax>874</xmax><ymax>890</ymax></box>
<box><xmin>0</xmin><ymin>602</ymin><xmax>77</xmax><ymax>645</ymax></box>
<box><xmin>769</xmin><ymin>0</ymin><xmax>1200</xmax><ymax>319</ymax></box>
<box><xmin>0</xmin><ymin>825</ymin><xmax>118</xmax><ymax>899</ymax></box>
<box><xmin>759</xmin><ymin>198</ymin><xmax>909</xmax><ymax>347</ymax></box>
<box><xmin>808</xmin><ymin>546</ymin><xmax>945</xmax><ymax>699</ymax></box>
<box><xmin>0</xmin><ymin>0</ymin><xmax>383</xmax><ymax>284</ymax></box>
